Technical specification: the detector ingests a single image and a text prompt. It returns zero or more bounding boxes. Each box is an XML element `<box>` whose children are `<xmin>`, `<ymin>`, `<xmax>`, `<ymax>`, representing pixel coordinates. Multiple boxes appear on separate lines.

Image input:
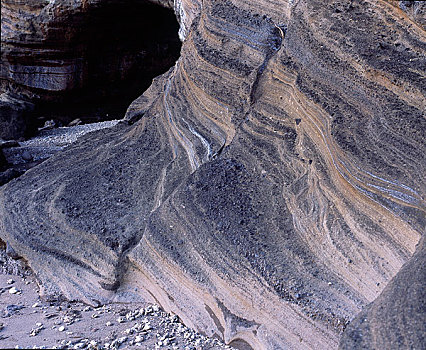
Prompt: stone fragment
<box><xmin>8</xmin><ymin>287</ymin><xmax>20</xmax><ymax>294</ymax></box>
<box><xmin>21</xmin><ymin>151</ymin><xmax>33</xmax><ymax>162</ymax></box>
<box><xmin>68</xmin><ymin>119</ymin><xmax>82</xmax><ymax>127</ymax></box>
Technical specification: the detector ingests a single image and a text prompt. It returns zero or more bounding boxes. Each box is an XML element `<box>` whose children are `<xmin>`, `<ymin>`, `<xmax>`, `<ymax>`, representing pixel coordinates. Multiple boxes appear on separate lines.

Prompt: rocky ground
<box><xmin>0</xmin><ymin>249</ymin><xmax>233</xmax><ymax>350</ymax></box>
<box><xmin>0</xmin><ymin>122</ymin><xmax>234</xmax><ymax>349</ymax></box>
<box><xmin>0</xmin><ymin>120</ymin><xmax>121</xmax><ymax>186</ymax></box>
<box><xmin>2</xmin><ymin>120</ymin><xmax>121</xmax><ymax>166</ymax></box>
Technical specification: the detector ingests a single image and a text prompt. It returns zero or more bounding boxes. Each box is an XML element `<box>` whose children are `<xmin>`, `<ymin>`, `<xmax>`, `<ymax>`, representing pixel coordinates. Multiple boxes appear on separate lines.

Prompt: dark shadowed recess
<box><xmin>32</xmin><ymin>0</ymin><xmax>181</xmax><ymax>130</ymax></box>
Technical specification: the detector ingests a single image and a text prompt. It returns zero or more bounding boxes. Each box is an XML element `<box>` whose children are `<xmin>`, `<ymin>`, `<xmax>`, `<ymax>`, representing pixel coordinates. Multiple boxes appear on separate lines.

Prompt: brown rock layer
<box><xmin>0</xmin><ymin>0</ymin><xmax>425</xmax><ymax>349</ymax></box>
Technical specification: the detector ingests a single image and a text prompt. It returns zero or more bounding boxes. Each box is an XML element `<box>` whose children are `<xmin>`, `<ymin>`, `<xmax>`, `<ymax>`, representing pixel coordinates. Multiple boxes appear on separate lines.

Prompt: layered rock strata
<box><xmin>0</xmin><ymin>0</ymin><xmax>180</xmax><ymax>139</ymax></box>
<box><xmin>0</xmin><ymin>0</ymin><xmax>425</xmax><ymax>349</ymax></box>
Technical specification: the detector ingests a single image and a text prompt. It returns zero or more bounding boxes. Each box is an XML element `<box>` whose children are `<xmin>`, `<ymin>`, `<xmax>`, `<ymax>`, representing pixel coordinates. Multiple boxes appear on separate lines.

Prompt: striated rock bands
<box><xmin>1</xmin><ymin>0</ymin><xmax>425</xmax><ymax>349</ymax></box>
<box><xmin>1</xmin><ymin>0</ymin><xmax>181</xmax><ymax>139</ymax></box>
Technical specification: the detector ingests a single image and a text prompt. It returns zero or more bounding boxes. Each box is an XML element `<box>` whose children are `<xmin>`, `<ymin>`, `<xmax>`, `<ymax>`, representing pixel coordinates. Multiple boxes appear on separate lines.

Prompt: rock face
<box><xmin>0</xmin><ymin>0</ymin><xmax>425</xmax><ymax>349</ymax></box>
<box><xmin>1</xmin><ymin>0</ymin><xmax>181</xmax><ymax>139</ymax></box>
<box><xmin>0</xmin><ymin>94</ymin><xmax>35</xmax><ymax>140</ymax></box>
<box><xmin>339</xmin><ymin>237</ymin><xmax>425</xmax><ymax>350</ymax></box>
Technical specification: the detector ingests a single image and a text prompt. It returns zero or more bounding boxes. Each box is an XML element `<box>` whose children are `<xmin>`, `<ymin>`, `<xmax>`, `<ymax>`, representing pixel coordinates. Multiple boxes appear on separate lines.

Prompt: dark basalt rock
<box><xmin>0</xmin><ymin>0</ymin><xmax>425</xmax><ymax>349</ymax></box>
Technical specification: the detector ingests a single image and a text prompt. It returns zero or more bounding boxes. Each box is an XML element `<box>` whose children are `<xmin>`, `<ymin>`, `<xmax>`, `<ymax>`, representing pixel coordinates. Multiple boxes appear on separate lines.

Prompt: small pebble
<box><xmin>58</xmin><ymin>326</ymin><xmax>65</xmax><ymax>332</ymax></box>
<box><xmin>21</xmin><ymin>150</ymin><xmax>33</xmax><ymax>161</ymax></box>
<box><xmin>7</xmin><ymin>279</ymin><xmax>14</xmax><ymax>285</ymax></box>
<box><xmin>9</xmin><ymin>287</ymin><xmax>20</xmax><ymax>294</ymax></box>
<box><xmin>135</xmin><ymin>335</ymin><xmax>143</xmax><ymax>343</ymax></box>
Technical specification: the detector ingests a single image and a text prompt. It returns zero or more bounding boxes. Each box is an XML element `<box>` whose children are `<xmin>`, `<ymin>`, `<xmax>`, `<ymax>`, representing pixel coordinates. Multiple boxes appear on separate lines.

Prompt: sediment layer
<box><xmin>0</xmin><ymin>0</ymin><xmax>425</xmax><ymax>348</ymax></box>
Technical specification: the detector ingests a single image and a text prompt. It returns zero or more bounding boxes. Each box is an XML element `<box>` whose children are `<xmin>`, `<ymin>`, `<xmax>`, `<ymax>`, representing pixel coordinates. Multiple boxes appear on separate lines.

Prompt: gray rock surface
<box><xmin>3</xmin><ymin>120</ymin><xmax>120</xmax><ymax>166</ymax></box>
<box><xmin>0</xmin><ymin>94</ymin><xmax>34</xmax><ymax>140</ymax></box>
<box><xmin>0</xmin><ymin>0</ymin><xmax>425</xmax><ymax>349</ymax></box>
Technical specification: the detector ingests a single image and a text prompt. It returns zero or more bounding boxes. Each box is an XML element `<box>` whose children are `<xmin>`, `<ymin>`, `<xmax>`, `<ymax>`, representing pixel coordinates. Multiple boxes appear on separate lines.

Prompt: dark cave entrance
<box><xmin>32</xmin><ymin>1</ymin><xmax>181</xmax><ymax>129</ymax></box>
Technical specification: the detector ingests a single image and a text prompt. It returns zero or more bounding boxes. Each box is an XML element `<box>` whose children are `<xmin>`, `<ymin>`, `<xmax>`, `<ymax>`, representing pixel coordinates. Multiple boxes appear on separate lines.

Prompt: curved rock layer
<box><xmin>0</xmin><ymin>0</ymin><xmax>425</xmax><ymax>349</ymax></box>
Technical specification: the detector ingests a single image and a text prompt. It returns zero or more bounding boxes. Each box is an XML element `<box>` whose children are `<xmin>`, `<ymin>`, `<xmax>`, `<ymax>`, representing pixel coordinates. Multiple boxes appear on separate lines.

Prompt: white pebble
<box><xmin>58</xmin><ymin>326</ymin><xmax>65</xmax><ymax>332</ymax></box>
<box><xmin>8</xmin><ymin>287</ymin><xmax>20</xmax><ymax>294</ymax></box>
<box><xmin>118</xmin><ymin>336</ymin><xmax>127</xmax><ymax>343</ymax></box>
<box><xmin>135</xmin><ymin>335</ymin><xmax>143</xmax><ymax>343</ymax></box>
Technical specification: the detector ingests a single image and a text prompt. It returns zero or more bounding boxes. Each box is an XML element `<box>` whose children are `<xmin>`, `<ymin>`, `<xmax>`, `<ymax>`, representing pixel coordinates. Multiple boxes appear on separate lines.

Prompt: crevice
<box><xmin>227</xmin><ymin>19</ymin><xmax>286</xmax><ymax>151</ymax></box>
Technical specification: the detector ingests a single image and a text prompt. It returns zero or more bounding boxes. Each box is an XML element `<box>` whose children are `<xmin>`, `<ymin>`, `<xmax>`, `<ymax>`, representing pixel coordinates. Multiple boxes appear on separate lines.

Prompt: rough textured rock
<box><xmin>396</xmin><ymin>0</ymin><xmax>426</xmax><ymax>27</ymax></box>
<box><xmin>339</xmin><ymin>237</ymin><xmax>425</xmax><ymax>350</ymax></box>
<box><xmin>0</xmin><ymin>0</ymin><xmax>425</xmax><ymax>349</ymax></box>
<box><xmin>0</xmin><ymin>93</ymin><xmax>34</xmax><ymax>140</ymax></box>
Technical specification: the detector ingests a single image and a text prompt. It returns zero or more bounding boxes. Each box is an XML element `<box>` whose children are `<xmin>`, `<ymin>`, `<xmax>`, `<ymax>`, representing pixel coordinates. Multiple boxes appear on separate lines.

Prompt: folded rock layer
<box><xmin>1</xmin><ymin>0</ymin><xmax>425</xmax><ymax>349</ymax></box>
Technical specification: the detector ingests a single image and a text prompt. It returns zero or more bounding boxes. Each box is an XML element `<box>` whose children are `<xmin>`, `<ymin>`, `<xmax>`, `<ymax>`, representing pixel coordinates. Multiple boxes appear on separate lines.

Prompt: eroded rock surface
<box><xmin>0</xmin><ymin>0</ymin><xmax>425</xmax><ymax>349</ymax></box>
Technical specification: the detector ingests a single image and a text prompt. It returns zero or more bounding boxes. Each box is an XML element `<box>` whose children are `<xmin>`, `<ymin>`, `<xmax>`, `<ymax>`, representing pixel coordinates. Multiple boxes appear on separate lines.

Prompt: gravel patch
<box><xmin>0</xmin><ymin>265</ymin><xmax>234</xmax><ymax>350</ymax></box>
<box><xmin>3</xmin><ymin>120</ymin><xmax>120</xmax><ymax>165</ymax></box>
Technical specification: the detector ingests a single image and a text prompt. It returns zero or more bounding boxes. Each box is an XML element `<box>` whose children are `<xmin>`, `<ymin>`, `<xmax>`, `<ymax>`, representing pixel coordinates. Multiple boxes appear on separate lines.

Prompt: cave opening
<box><xmin>32</xmin><ymin>0</ymin><xmax>181</xmax><ymax>129</ymax></box>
